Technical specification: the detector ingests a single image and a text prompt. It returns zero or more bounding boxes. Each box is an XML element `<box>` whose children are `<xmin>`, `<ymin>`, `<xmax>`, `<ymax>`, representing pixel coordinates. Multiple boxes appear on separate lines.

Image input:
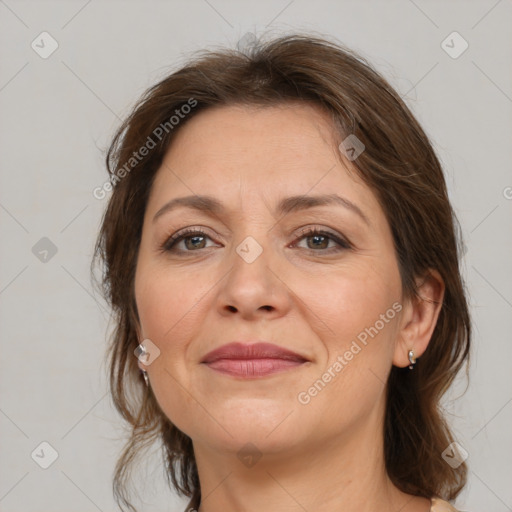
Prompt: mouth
<box><xmin>200</xmin><ymin>342</ymin><xmax>309</xmax><ymax>378</ymax></box>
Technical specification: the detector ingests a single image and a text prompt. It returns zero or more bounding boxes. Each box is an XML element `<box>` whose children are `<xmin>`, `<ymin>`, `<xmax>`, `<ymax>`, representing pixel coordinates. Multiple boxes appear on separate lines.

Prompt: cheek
<box><xmin>134</xmin><ymin>265</ymin><xmax>197</xmax><ymax>399</ymax></box>
<box><xmin>295</xmin><ymin>261</ymin><xmax>401</xmax><ymax>411</ymax></box>
<box><xmin>296</xmin><ymin>272</ymin><xmax>399</xmax><ymax>428</ymax></box>
<box><xmin>134</xmin><ymin>266</ymin><xmax>206</xmax><ymax>430</ymax></box>
<box><xmin>135</xmin><ymin>262</ymin><xmax>207</xmax><ymax>339</ymax></box>
<box><xmin>298</xmin><ymin>261</ymin><xmax>400</xmax><ymax>344</ymax></box>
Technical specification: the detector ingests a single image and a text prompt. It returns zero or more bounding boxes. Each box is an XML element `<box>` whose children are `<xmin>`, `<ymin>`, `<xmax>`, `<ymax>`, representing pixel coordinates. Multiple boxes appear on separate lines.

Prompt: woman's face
<box><xmin>134</xmin><ymin>103</ymin><xmax>406</xmax><ymax>457</ymax></box>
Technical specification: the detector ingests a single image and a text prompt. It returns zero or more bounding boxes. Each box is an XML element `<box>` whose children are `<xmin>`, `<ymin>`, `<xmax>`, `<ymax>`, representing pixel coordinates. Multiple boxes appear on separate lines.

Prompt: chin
<box><xmin>188</xmin><ymin>401</ymin><xmax>308</xmax><ymax>454</ymax></box>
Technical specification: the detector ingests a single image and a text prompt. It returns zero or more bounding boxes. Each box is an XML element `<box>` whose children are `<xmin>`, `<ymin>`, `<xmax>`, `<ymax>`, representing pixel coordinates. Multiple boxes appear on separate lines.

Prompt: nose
<box><xmin>215</xmin><ymin>236</ymin><xmax>292</xmax><ymax>321</ymax></box>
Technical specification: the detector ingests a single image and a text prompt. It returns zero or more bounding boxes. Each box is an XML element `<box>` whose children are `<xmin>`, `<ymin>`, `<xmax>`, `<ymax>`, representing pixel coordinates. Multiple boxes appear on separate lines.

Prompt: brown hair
<box><xmin>92</xmin><ymin>32</ymin><xmax>471</xmax><ymax>512</ymax></box>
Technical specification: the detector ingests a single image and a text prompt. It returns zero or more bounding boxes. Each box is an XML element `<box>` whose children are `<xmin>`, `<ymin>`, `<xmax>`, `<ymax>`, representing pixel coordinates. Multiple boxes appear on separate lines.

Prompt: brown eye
<box><xmin>293</xmin><ymin>228</ymin><xmax>351</xmax><ymax>252</ymax></box>
<box><xmin>306</xmin><ymin>233</ymin><xmax>330</xmax><ymax>250</ymax></box>
<box><xmin>183</xmin><ymin>234</ymin><xmax>207</xmax><ymax>250</ymax></box>
<box><xmin>162</xmin><ymin>229</ymin><xmax>216</xmax><ymax>253</ymax></box>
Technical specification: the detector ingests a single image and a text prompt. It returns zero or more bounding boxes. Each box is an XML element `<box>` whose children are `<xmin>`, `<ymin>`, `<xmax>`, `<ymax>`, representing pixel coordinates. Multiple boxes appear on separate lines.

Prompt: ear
<box><xmin>393</xmin><ymin>269</ymin><xmax>445</xmax><ymax>368</ymax></box>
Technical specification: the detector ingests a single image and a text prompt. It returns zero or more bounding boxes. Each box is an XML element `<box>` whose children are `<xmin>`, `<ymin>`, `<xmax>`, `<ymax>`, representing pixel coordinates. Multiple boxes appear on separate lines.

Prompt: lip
<box><xmin>201</xmin><ymin>342</ymin><xmax>309</xmax><ymax>378</ymax></box>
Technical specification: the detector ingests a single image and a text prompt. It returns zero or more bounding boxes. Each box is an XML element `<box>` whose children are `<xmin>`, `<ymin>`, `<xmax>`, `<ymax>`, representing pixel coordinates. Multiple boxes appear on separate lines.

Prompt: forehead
<box><xmin>148</xmin><ymin>103</ymin><xmax>380</xmax><ymax>220</ymax></box>
<box><xmin>162</xmin><ymin>102</ymin><xmax>340</xmax><ymax>171</ymax></box>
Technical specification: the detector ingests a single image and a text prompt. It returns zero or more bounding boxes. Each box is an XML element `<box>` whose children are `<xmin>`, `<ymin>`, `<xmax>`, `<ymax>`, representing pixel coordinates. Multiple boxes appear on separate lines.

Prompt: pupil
<box><xmin>187</xmin><ymin>236</ymin><xmax>204</xmax><ymax>249</ymax></box>
<box><xmin>310</xmin><ymin>235</ymin><xmax>327</xmax><ymax>249</ymax></box>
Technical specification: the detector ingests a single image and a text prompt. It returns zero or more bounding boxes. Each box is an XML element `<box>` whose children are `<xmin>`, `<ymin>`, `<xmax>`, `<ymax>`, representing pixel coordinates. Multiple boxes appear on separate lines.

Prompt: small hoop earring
<box><xmin>136</xmin><ymin>343</ymin><xmax>150</xmax><ymax>387</ymax></box>
<box><xmin>408</xmin><ymin>350</ymin><xmax>416</xmax><ymax>370</ymax></box>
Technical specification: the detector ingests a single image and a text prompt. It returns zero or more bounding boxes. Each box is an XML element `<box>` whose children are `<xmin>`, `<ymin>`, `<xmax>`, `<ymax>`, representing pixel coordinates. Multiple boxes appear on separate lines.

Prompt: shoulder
<box><xmin>430</xmin><ymin>497</ymin><xmax>460</xmax><ymax>512</ymax></box>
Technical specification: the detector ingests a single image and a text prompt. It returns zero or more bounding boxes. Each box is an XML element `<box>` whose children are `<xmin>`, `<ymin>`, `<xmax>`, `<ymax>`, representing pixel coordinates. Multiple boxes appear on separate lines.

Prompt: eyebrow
<box><xmin>152</xmin><ymin>193</ymin><xmax>370</xmax><ymax>225</ymax></box>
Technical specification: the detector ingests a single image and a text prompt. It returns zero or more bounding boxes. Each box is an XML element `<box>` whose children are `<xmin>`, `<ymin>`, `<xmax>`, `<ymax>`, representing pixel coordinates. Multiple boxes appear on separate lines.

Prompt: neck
<box><xmin>192</xmin><ymin>413</ymin><xmax>431</xmax><ymax>512</ymax></box>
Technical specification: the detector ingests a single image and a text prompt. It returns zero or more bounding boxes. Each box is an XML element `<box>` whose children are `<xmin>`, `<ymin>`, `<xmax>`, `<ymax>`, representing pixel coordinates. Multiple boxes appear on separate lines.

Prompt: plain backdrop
<box><xmin>0</xmin><ymin>1</ymin><xmax>511</xmax><ymax>511</ymax></box>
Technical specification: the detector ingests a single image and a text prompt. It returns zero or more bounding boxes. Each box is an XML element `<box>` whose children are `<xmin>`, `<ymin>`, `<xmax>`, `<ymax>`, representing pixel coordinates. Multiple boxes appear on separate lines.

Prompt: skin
<box><xmin>134</xmin><ymin>103</ymin><xmax>444</xmax><ymax>512</ymax></box>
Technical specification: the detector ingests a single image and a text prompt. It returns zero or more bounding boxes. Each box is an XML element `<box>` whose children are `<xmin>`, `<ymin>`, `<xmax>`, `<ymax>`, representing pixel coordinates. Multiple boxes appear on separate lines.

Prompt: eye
<box><xmin>161</xmin><ymin>228</ymin><xmax>217</xmax><ymax>253</ymax></box>
<box><xmin>292</xmin><ymin>227</ymin><xmax>351</xmax><ymax>253</ymax></box>
<box><xmin>161</xmin><ymin>226</ymin><xmax>351</xmax><ymax>255</ymax></box>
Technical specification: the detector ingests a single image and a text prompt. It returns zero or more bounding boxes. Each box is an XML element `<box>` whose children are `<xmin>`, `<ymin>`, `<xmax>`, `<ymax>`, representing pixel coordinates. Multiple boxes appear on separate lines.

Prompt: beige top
<box><xmin>431</xmin><ymin>497</ymin><xmax>459</xmax><ymax>511</ymax></box>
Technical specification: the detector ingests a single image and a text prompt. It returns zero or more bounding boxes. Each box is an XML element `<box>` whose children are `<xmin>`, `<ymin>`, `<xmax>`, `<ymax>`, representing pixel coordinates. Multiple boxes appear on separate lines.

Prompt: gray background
<box><xmin>0</xmin><ymin>1</ymin><xmax>511</xmax><ymax>511</ymax></box>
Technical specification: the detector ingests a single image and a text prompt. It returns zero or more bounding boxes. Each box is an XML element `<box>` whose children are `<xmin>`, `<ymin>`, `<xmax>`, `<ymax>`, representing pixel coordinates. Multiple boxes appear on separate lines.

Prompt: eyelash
<box><xmin>160</xmin><ymin>227</ymin><xmax>352</xmax><ymax>255</ymax></box>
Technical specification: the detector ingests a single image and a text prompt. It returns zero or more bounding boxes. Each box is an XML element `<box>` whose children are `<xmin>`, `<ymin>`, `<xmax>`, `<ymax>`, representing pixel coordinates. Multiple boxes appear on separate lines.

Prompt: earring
<box><xmin>136</xmin><ymin>343</ymin><xmax>150</xmax><ymax>387</ymax></box>
<box><xmin>141</xmin><ymin>368</ymin><xmax>149</xmax><ymax>387</ymax></box>
<box><xmin>408</xmin><ymin>350</ymin><xmax>416</xmax><ymax>370</ymax></box>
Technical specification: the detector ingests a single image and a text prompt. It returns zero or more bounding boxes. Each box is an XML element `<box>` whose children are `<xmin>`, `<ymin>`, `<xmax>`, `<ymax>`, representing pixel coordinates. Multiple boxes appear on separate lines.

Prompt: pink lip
<box><xmin>201</xmin><ymin>342</ymin><xmax>308</xmax><ymax>378</ymax></box>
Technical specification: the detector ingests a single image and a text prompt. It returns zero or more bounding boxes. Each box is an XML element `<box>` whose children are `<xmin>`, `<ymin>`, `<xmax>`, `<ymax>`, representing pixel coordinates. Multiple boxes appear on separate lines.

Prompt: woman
<box><xmin>93</xmin><ymin>33</ymin><xmax>471</xmax><ymax>512</ymax></box>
